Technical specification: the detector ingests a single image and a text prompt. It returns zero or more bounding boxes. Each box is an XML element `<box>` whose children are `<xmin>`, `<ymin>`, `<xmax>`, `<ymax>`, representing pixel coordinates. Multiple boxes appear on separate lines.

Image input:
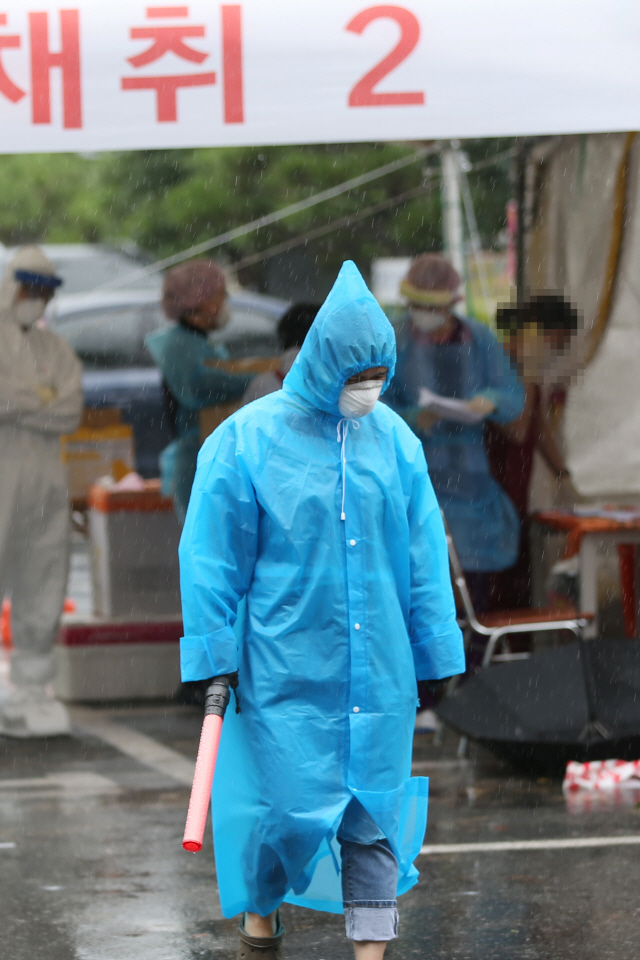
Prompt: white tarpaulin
<box><xmin>526</xmin><ymin>133</ymin><xmax>640</xmax><ymax>498</ymax></box>
<box><xmin>564</xmin><ymin>138</ymin><xmax>640</xmax><ymax>498</ymax></box>
<box><xmin>1</xmin><ymin>1</ymin><xmax>640</xmax><ymax>153</ymax></box>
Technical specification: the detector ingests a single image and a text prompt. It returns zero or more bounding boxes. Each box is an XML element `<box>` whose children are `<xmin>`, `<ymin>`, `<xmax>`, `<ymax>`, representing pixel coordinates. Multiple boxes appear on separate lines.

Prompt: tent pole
<box><xmin>457</xmin><ymin>154</ymin><xmax>493</xmax><ymax>319</ymax></box>
<box><xmin>441</xmin><ymin>144</ymin><xmax>467</xmax><ymax>290</ymax></box>
<box><xmin>515</xmin><ymin>139</ymin><xmax>527</xmax><ymax>294</ymax></box>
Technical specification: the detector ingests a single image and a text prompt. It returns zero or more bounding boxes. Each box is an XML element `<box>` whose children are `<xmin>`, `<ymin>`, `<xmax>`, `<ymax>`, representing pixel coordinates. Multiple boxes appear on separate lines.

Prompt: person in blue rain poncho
<box><xmin>385</xmin><ymin>255</ymin><xmax>524</xmax><ymax>616</ymax></box>
<box><xmin>179</xmin><ymin>261</ymin><xmax>464</xmax><ymax>960</ymax></box>
<box><xmin>145</xmin><ymin>260</ymin><xmax>252</xmax><ymax>524</ymax></box>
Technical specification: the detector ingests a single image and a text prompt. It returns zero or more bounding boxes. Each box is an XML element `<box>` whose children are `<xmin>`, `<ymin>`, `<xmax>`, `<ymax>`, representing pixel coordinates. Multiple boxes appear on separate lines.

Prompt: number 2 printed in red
<box><xmin>346</xmin><ymin>5</ymin><xmax>424</xmax><ymax>108</ymax></box>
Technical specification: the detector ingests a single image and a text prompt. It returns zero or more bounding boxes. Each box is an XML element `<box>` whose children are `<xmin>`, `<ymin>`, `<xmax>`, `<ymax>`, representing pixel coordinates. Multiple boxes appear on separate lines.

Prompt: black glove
<box><xmin>424</xmin><ymin>677</ymin><xmax>453</xmax><ymax>703</ymax></box>
<box><xmin>204</xmin><ymin>672</ymin><xmax>240</xmax><ymax>716</ymax></box>
<box><xmin>227</xmin><ymin>671</ymin><xmax>240</xmax><ymax>713</ymax></box>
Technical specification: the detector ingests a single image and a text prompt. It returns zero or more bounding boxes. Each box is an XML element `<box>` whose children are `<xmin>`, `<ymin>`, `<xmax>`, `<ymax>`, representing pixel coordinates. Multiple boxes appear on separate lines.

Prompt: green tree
<box><xmin>0</xmin><ymin>153</ymin><xmax>100</xmax><ymax>243</ymax></box>
<box><xmin>0</xmin><ymin>140</ymin><xmax>514</xmax><ymax>293</ymax></box>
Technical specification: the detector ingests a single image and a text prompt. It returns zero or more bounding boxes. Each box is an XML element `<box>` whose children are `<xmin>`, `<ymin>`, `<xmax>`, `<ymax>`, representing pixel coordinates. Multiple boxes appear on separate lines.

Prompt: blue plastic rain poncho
<box><xmin>179</xmin><ymin>262</ymin><xmax>465</xmax><ymax>918</ymax></box>
<box><xmin>145</xmin><ymin>324</ymin><xmax>250</xmax><ymax>523</ymax></box>
<box><xmin>385</xmin><ymin>316</ymin><xmax>524</xmax><ymax>572</ymax></box>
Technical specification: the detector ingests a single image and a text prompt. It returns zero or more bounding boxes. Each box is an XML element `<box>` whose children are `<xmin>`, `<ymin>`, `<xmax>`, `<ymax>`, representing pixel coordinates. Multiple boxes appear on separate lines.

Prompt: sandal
<box><xmin>237</xmin><ymin>911</ymin><xmax>285</xmax><ymax>959</ymax></box>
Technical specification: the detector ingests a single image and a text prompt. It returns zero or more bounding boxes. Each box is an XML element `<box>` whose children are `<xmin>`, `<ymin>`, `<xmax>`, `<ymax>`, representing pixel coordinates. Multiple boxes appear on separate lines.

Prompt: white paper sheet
<box><xmin>418</xmin><ymin>387</ymin><xmax>485</xmax><ymax>425</ymax></box>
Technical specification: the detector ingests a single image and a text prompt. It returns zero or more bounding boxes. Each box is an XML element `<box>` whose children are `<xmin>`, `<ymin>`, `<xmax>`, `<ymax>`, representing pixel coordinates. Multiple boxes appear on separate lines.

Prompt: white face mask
<box><xmin>409</xmin><ymin>305</ymin><xmax>448</xmax><ymax>333</ymax></box>
<box><xmin>338</xmin><ymin>380</ymin><xmax>383</xmax><ymax>418</ymax></box>
<box><xmin>14</xmin><ymin>298</ymin><xmax>47</xmax><ymax>329</ymax></box>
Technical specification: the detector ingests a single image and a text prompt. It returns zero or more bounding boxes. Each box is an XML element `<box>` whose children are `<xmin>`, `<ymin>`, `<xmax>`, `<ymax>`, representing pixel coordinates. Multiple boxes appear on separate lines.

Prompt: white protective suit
<box><xmin>0</xmin><ymin>247</ymin><xmax>82</xmax><ymax>736</ymax></box>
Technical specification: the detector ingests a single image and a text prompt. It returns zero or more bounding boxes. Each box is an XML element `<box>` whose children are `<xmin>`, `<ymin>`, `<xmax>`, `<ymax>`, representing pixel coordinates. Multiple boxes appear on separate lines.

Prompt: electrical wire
<box><xmin>95</xmin><ymin>145</ymin><xmax>441</xmax><ymax>291</ymax></box>
<box><xmin>232</xmin><ymin>174</ymin><xmax>440</xmax><ymax>272</ymax></box>
<box><xmin>93</xmin><ymin>144</ymin><xmax>516</xmax><ymax>290</ymax></box>
<box><xmin>230</xmin><ymin>147</ymin><xmax>516</xmax><ymax>273</ymax></box>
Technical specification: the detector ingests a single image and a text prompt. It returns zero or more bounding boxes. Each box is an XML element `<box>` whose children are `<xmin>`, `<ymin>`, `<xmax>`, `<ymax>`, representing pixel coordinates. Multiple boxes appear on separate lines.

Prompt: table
<box><xmin>535</xmin><ymin>511</ymin><xmax>640</xmax><ymax>639</ymax></box>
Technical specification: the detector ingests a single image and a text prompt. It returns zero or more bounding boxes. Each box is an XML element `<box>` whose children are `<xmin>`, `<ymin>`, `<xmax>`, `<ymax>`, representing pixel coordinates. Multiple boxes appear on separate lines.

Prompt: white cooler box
<box><xmin>54</xmin><ymin>615</ymin><xmax>182</xmax><ymax>701</ymax></box>
<box><xmin>89</xmin><ymin>480</ymin><xmax>181</xmax><ymax>618</ymax></box>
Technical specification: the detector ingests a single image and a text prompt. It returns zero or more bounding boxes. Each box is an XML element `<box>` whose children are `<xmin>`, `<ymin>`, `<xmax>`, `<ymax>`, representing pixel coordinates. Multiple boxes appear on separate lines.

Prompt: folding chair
<box><xmin>444</xmin><ymin>518</ymin><xmax>592</xmax><ymax>668</ymax></box>
<box><xmin>438</xmin><ymin>518</ymin><xmax>593</xmax><ymax>756</ymax></box>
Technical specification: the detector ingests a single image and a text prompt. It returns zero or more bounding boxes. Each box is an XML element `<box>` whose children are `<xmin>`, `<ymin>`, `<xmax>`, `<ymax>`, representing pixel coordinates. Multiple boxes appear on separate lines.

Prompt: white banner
<box><xmin>0</xmin><ymin>1</ymin><xmax>639</xmax><ymax>153</ymax></box>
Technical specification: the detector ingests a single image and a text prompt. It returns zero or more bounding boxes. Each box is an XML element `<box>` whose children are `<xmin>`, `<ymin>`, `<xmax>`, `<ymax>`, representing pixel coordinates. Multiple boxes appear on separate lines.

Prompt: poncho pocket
<box><xmin>350</xmin><ymin>776</ymin><xmax>429</xmax><ymax>893</ymax></box>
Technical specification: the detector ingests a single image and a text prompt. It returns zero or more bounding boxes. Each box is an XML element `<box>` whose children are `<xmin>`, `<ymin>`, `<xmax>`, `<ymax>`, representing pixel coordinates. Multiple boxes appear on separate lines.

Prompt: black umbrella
<box><xmin>437</xmin><ymin>639</ymin><xmax>640</xmax><ymax>776</ymax></box>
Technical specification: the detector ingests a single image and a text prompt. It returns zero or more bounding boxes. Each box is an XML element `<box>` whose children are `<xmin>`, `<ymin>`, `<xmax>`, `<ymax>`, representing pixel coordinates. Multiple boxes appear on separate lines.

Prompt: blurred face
<box><xmin>345</xmin><ymin>366</ymin><xmax>388</xmax><ymax>385</ymax></box>
<box><xmin>514</xmin><ymin>323</ymin><xmax>572</xmax><ymax>381</ymax></box>
<box><xmin>17</xmin><ymin>282</ymin><xmax>55</xmax><ymax>304</ymax></box>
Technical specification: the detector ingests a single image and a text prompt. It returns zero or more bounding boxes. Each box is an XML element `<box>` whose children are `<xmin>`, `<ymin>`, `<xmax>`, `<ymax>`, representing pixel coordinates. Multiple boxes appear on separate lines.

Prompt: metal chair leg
<box><xmin>433</xmin><ymin>717</ymin><xmax>444</xmax><ymax>746</ymax></box>
<box><xmin>481</xmin><ymin>630</ymin><xmax>501</xmax><ymax>667</ymax></box>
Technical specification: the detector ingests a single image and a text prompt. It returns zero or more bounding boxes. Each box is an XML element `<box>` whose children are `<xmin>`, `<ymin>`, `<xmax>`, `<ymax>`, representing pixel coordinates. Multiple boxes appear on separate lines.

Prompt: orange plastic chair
<box><xmin>444</xmin><ymin>518</ymin><xmax>592</xmax><ymax>668</ymax></box>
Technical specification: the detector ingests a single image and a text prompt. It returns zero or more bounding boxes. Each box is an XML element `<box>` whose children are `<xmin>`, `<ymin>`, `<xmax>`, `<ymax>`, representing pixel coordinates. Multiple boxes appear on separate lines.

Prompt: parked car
<box><xmin>45</xmin><ymin>287</ymin><xmax>290</xmax><ymax>477</ymax></box>
<box><xmin>0</xmin><ymin>242</ymin><xmax>160</xmax><ymax>294</ymax></box>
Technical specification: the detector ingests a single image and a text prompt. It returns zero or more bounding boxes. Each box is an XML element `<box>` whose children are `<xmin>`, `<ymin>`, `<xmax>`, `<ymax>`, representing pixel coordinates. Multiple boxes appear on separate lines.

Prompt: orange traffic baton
<box><xmin>182</xmin><ymin>675</ymin><xmax>237</xmax><ymax>853</ymax></box>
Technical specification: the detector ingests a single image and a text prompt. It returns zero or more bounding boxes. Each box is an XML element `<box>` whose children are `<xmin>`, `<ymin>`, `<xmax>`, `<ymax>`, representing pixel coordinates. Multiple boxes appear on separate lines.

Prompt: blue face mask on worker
<box><xmin>338</xmin><ymin>380</ymin><xmax>383</xmax><ymax>418</ymax></box>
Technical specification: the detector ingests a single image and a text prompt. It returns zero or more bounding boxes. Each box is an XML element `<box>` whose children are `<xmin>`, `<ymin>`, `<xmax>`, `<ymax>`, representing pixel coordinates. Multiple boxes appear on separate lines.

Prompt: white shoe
<box><xmin>414</xmin><ymin>708</ymin><xmax>439</xmax><ymax>733</ymax></box>
<box><xmin>0</xmin><ymin>686</ymin><xmax>71</xmax><ymax>738</ymax></box>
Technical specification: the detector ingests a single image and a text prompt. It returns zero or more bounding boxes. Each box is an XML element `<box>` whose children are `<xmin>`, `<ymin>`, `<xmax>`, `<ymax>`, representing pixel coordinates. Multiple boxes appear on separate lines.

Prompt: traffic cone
<box><xmin>1</xmin><ymin>598</ymin><xmax>12</xmax><ymax>649</ymax></box>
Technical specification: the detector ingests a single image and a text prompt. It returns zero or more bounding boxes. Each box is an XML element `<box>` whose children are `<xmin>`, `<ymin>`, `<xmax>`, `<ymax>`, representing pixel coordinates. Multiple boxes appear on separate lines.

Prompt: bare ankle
<box><xmin>353</xmin><ymin>940</ymin><xmax>388</xmax><ymax>960</ymax></box>
<box><xmin>244</xmin><ymin>911</ymin><xmax>277</xmax><ymax>938</ymax></box>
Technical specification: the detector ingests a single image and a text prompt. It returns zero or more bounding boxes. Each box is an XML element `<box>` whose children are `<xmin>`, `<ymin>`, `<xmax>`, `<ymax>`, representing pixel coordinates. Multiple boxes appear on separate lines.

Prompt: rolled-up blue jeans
<box><xmin>337</xmin><ymin>798</ymin><xmax>399</xmax><ymax>941</ymax></box>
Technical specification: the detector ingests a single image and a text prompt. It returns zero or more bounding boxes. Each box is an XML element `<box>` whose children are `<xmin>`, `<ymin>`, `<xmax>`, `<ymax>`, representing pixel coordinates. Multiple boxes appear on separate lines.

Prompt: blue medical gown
<box><xmin>386</xmin><ymin>317</ymin><xmax>524</xmax><ymax>572</ymax></box>
<box><xmin>179</xmin><ymin>261</ymin><xmax>465</xmax><ymax>918</ymax></box>
<box><xmin>145</xmin><ymin>324</ymin><xmax>250</xmax><ymax>523</ymax></box>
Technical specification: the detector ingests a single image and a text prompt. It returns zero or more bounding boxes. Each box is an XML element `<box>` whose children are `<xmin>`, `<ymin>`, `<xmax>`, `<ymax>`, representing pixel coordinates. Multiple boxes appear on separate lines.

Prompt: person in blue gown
<box><xmin>385</xmin><ymin>255</ymin><xmax>524</xmax><ymax>619</ymax></box>
<box><xmin>146</xmin><ymin>260</ymin><xmax>252</xmax><ymax>523</ymax></box>
<box><xmin>179</xmin><ymin>261</ymin><xmax>464</xmax><ymax>959</ymax></box>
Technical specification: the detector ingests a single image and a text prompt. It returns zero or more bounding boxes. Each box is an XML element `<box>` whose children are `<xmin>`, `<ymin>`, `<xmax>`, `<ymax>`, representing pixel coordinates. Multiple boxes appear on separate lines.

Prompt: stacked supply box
<box><xmin>89</xmin><ymin>480</ymin><xmax>181</xmax><ymax>618</ymax></box>
<box><xmin>54</xmin><ymin>481</ymin><xmax>183</xmax><ymax>701</ymax></box>
<box><xmin>53</xmin><ymin>616</ymin><xmax>182</xmax><ymax>701</ymax></box>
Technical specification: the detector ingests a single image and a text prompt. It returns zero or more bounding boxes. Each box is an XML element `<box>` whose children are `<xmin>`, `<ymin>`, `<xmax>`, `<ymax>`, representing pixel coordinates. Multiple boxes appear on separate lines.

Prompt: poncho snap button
<box><xmin>350</xmin><ymin>539</ymin><xmax>356</xmax><ymax>546</ymax></box>
<box><xmin>353</xmin><ymin>706</ymin><xmax>360</xmax><ymax>713</ymax></box>
<box><xmin>354</xmin><ymin>623</ymin><xmax>361</xmax><ymax>630</ymax></box>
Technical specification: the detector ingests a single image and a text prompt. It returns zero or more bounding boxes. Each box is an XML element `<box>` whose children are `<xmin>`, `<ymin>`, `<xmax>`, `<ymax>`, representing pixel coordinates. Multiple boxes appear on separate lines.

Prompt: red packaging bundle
<box><xmin>563</xmin><ymin>758</ymin><xmax>640</xmax><ymax>792</ymax></box>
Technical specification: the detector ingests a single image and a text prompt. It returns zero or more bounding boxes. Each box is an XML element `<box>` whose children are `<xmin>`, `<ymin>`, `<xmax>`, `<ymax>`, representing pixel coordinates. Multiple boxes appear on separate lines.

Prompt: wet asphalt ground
<box><xmin>2</xmin><ymin>702</ymin><xmax>640</xmax><ymax>960</ymax></box>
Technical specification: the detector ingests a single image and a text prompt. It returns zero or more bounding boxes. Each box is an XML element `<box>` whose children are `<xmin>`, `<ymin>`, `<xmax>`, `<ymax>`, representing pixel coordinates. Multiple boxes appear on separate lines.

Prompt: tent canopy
<box><xmin>2</xmin><ymin>4</ymin><xmax>637</xmax><ymax>499</ymax></box>
<box><xmin>525</xmin><ymin>133</ymin><xmax>640</xmax><ymax>498</ymax></box>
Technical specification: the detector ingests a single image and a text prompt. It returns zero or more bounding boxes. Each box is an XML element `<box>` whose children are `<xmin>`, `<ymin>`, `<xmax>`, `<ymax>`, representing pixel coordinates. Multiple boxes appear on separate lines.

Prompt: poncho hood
<box><xmin>283</xmin><ymin>260</ymin><xmax>396</xmax><ymax>417</ymax></box>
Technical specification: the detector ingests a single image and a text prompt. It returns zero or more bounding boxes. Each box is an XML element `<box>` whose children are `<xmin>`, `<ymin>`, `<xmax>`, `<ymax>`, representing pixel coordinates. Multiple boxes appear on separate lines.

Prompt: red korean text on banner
<box><xmin>0</xmin><ymin>14</ymin><xmax>25</xmax><ymax>103</ymax></box>
<box><xmin>346</xmin><ymin>5</ymin><xmax>424</xmax><ymax>107</ymax></box>
<box><xmin>221</xmin><ymin>4</ymin><xmax>243</xmax><ymax>124</ymax></box>
<box><xmin>29</xmin><ymin>9</ymin><xmax>82</xmax><ymax>128</ymax></box>
<box><xmin>122</xmin><ymin>5</ymin><xmax>216</xmax><ymax>123</ymax></box>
